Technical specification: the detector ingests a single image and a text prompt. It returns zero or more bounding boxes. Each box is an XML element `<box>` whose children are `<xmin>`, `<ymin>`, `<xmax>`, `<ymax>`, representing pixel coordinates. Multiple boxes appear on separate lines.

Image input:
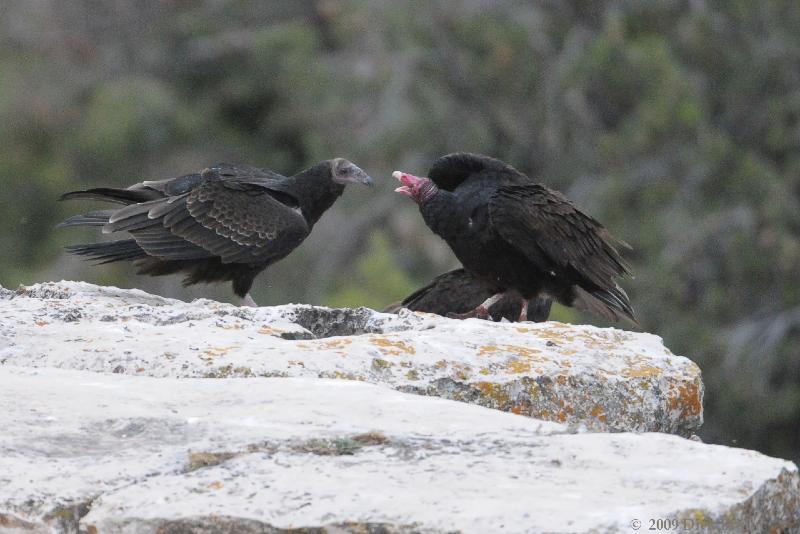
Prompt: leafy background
<box><xmin>2</xmin><ymin>0</ymin><xmax>798</xmax><ymax>463</ymax></box>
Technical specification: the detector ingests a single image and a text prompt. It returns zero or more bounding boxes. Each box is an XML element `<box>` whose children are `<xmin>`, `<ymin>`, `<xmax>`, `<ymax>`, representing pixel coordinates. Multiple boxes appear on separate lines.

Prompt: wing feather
<box><xmin>175</xmin><ymin>168</ymin><xmax>309</xmax><ymax>263</ymax></box>
<box><xmin>93</xmin><ymin>165</ymin><xmax>308</xmax><ymax>264</ymax></box>
<box><xmin>488</xmin><ymin>184</ymin><xmax>631</xmax><ymax>289</ymax></box>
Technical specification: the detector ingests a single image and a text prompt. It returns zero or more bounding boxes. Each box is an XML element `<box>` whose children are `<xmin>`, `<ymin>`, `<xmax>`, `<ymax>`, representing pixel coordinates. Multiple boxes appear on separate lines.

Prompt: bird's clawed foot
<box><xmin>447</xmin><ymin>306</ymin><xmax>492</xmax><ymax>320</ymax></box>
<box><xmin>241</xmin><ymin>293</ymin><xmax>258</xmax><ymax>307</ymax></box>
<box><xmin>446</xmin><ymin>292</ymin><xmax>506</xmax><ymax>320</ymax></box>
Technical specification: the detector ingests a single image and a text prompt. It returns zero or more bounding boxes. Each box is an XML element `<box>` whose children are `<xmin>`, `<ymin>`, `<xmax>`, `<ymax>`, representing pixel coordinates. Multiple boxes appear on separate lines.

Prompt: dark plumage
<box><xmin>393</xmin><ymin>153</ymin><xmax>637</xmax><ymax>326</ymax></box>
<box><xmin>387</xmin><ymin>268</ymin><xmax>552</xmax><ymax>322</ymax></box>
<box><xmin>60</xmin><ymin>159</ymin><xmax>372</xmax><ymax>305</ymax></box>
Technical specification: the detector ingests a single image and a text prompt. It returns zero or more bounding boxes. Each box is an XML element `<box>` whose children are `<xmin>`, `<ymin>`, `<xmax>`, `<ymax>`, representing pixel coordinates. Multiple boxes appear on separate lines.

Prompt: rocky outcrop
<box><xmin>1</xmin><ymin>366</ymin><xmax>798</xmax><ymax>534</ymax></box>
<box><xmin>1</xmin><ymin>281</ymin><xmax>701</xmax><ymax>435</ymax></box>
<box><xmin>0</xmin><ymin>281</ymin><xmax>797</xmax><ymax>533</ymax></box>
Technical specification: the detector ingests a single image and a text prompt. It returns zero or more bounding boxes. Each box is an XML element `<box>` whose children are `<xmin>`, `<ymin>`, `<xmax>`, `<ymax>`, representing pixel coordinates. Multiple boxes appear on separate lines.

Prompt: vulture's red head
<box><xmin>393</xmin><ymin>171</ymin><xmax>437</xmax><ymax>204</ymax></box>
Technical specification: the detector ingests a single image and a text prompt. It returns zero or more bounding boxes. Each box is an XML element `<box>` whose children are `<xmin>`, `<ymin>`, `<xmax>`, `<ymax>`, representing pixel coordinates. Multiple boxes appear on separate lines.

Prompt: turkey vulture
<box><xmin>386</xmin><ymin>268</ymin><xmax>552</xmax><ymax>322</ymax></box>
<box><xmin>59</xmin><ymin>159</ymin><xmax>372</xmax><ymax>305</ymax></box>
<box><xmin>393</xmin><ymin>153</ymin><xmax>637</xmax><ymax>325</ymax></box>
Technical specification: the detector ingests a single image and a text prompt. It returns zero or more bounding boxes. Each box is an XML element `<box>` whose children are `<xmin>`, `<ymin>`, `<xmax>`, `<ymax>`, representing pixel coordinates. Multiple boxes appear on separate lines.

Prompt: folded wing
<box><xmin>397</xmin><ymin>268</ymin><xmax>552</xmax><ymax>323</ymax></box>
<box><xmin>489</xmin><ymin>184</ymin><xmax>636</xmax><ymax>324</ymax></box>
<box><xmin>102</xmin><ymin>165</ymin><xmax>309</xmax><ymax>265</ymax></box>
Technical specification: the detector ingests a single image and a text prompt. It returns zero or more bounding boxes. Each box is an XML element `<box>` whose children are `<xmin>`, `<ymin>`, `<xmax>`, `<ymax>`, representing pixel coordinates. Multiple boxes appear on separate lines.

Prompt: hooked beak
<box><xmin>352</xmin><ymin>165</ymin><xmax>374</xmax><ymax>187</ymax></box>
<box><xmin>334</xmin><ymin>162</ymin><xmax>374</xmax><ymax>187</ymax></box>
<box><xmin>392</xmin><ymin>171</ymin><xmax>425</xmax><ymax>196</ymax></box>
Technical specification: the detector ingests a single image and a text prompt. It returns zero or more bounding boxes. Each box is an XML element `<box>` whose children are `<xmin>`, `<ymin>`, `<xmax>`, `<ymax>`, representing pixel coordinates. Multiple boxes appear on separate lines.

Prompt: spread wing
<box><xmin>104</xmin><ymin>165</ymin><xmax>309</xmax><ymax>264</ymax></box>
<box><xmin>489</xmin><ymin>184</ymin><xmax>631</xmax><ymax>290</ymax></box>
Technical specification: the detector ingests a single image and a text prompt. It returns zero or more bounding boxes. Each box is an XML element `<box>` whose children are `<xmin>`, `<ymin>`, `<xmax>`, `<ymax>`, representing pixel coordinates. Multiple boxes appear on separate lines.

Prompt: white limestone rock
<box><xmin>0</xmin><ymin>366</ymin><xmax>796</xmax><ymax>534</ymax></box>
<box><xmin>0</xmin><ymin>281</ymin><xmax>702</xmax><ymax>435</ymax></box>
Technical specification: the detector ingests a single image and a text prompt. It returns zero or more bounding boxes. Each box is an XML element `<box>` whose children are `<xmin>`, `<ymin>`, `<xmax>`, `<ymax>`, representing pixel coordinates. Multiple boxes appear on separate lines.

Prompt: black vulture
<box><xmin>387</xmin><ymin>268</ymin><xmax>552</xmax><ymax>322</ymax></box>
<box><xmin>393</xmin><ymin>153</ymin><xmax>637</xmax><ymax>326</ymax></box>
<box><xmin>59</xmin><ymin>159</ymin><xmax>372</xmax><ymax>305</ymax></box>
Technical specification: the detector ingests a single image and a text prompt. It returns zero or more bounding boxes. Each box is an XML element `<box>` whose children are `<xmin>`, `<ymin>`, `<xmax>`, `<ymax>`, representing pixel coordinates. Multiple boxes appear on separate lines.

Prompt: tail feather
<box><xmin>573</xmin><ymin>285</ymin><xmax>639</xmax><ymax>327</ymax></box>
<box><xmin>56</xmin><ymin>210</ymin><xmax>115</xmax><ymax>228</ymax></box>
<box><xmin>60</xmin><ymin>187</ymin><xmax>155</xmax><ymax>205</ymax></box>
<box><xmin>104</xmin><ymin>199</ymin><xmax>165</xmax><ymax>232</ymax></box>
<box><xmin>64</xmin><ymin>239</ymin><xmax>147</xmax><ymax>265</ymax></box>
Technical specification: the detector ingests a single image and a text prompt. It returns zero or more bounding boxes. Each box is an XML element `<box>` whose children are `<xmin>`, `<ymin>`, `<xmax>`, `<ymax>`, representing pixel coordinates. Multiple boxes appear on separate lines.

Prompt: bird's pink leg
<box><xmin>447</xmin><ymin>293</ymin><xmax>505</xmax><ymax>320</ymax></box>
<box><xmin>518</xmin><ymin>298</ymin><xmax>529</xmax><ymax>322</ymax></box>
<box><xmin>241</xmin><ymin>293</ymin><xmax>258</xmax><ymax>307</ymax></box>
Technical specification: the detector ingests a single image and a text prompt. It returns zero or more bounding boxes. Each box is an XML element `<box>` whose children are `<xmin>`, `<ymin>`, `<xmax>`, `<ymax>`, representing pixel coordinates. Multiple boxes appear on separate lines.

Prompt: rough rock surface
<box><xmin>1</xmin><ymin>366</ymin><xmax>798</xmax><ymax>534</ymax></box>
<box><xmin>1</xmin><ymin>281</ymin><xmax>702</xmax><ymax>435</ymax></box>
<box><xmin>1</xmin><ymin>281</ymin><xmax>797</xmax><ymax>533</ymax></box>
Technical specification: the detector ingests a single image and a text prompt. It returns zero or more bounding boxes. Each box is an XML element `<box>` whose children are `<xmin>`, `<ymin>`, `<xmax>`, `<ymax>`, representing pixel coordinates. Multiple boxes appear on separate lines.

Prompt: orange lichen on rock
<box><xmin>477</xmin><ymin>345</ymin><xmax>500</xmax><ymax>356</ymax></box>
<box><xmin>257</xmin><ymin>326</ymin><xmax>284</xmax><ymax>335</ymax></box>
<box><xmin>320</xmin><ymin>338</ymin><xmax>353</xmax><ymax>350</ymax></box>
<box><xmin>506</xmin><ymin>359</ymin><xmax>532</xmax><ymax>374</ymax></box>
<box><xmin>533</xmin><ymin>327</ymin><xmax>575</xmax><ymax>344</ymax></box>
<box><xmin>325</xmin><ymin>370</ymin><xmax>366</xmax><ymax>381</ymax></box>
<box><xmin>572</xmin><ymin>330</ymin><xmax>630</xmax><ymax>351</ymax></box>
<box><xmin>475</xmin><ymin>381</ymin><xmax>511</xmax><ymax>408</ymax></box>
<box><xmin>200</xmin><ymin>346</ymin><xmax>238</xmax><ymax>360</ymax></box>
<box><xmin>668</xmin><ymin>383</ymin><xmax>702</xmax><ymax>417</ymax></box>
<box><xmin>369</xmin><ymin>337</ymin><xmax>415</xmax><ymax>356</ymax></box>
<box><xmin>590</xmin><ymin>405</ymin><xmax>607</xmax><ymax>422</ymax></box>
<box><xmin>622</xmin><ymin>365</ymin><xmax>662</xmax><ymax>378</ymax></box>
<box><xmin>478</xmin><ymin>344</ymin><xmax>542</xmax><ymax>359</ymax></box>
<box><xmin>450</xmin><ymin>362</ymin><xmax>472</xmax><ymax>380</ymax></box>
<box><xmin>554</xmin><ymin>401</ymin><xmax>575</xmax><ymax>422</ymax></box>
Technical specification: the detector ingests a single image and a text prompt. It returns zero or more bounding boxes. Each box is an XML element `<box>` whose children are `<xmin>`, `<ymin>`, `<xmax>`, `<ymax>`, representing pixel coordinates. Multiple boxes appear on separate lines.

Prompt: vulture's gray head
<box><xmin>331</xmin><ymin>158</ymin><xmax>373</xmax><ymax>186</ymax></box>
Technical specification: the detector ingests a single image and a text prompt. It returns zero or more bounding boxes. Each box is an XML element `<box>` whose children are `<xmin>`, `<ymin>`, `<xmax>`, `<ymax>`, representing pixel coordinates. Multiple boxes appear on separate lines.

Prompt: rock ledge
<box><xmin>0</xmin><ymin>282</ymin><xmax>797</xmax><ymax>533</ymax></box>
<box><xmin>0</xmin><ymin>367</ymin><xmax>797</xmax><ymax>534</ymax></box>
<box><xmin>1</xmin><ymin>281</ymin><xmax>702</xmax><ymax>435</ymax></box>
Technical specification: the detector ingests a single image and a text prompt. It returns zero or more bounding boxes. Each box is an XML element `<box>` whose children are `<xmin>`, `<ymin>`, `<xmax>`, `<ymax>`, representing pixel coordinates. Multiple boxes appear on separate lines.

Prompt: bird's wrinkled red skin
<box><xmin>392</xmin><ymin>171</ymin><xmax>436</xmax><ymax>204</ymax></box>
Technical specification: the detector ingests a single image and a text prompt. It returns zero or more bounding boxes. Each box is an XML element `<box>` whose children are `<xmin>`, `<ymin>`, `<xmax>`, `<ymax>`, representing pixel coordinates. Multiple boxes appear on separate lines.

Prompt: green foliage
<box><xmin>75</xmin><ymin>78</ymin><xmax>194</xmax><ymax>175</ymax></box>
<box><xmin>326</xmin><ymin>231</ymin><xmax>417</xmax><ymax>310</ymax></box>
